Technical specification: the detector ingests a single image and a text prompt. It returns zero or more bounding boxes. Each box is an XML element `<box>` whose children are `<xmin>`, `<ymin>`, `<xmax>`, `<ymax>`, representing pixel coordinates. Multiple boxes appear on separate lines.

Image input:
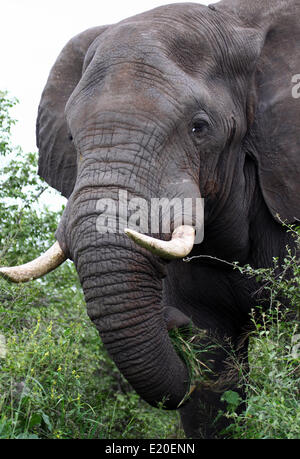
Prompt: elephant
<box><xmin>1</xmin><ymin>0</ymin><xmax>299</xmax><ymax>439</ymax></box>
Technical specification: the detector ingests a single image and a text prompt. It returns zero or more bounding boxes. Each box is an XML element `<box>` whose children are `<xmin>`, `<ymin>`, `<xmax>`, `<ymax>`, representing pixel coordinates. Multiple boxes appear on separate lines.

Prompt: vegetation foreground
<box><xmin>0</xmin><ymin>93</ymin><xmax>299</xmax><ymax>439</ymax></box>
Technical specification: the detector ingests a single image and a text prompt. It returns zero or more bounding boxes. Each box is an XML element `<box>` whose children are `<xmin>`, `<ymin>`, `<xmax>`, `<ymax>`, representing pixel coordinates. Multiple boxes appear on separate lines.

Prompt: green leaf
<box><xmin>28</xmin><ymin>413</ymin><xmax>42</xmax><ymax>429</ymax></box>
<box><xmin>42</xmin><ymin>413</ymin><xmax>52</xmax><ymax>432</ymax></box>
<box><xmin>221</xmin><ymin>390</ymin><xmax>242</xmax><ymax>411</ymax></box>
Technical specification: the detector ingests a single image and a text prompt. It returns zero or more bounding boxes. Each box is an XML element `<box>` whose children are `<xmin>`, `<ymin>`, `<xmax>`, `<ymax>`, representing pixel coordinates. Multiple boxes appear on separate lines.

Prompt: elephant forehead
<box><xmin>93</xmin><ymin>19</ymin><xmax>214</xmax><ymax>72</ymax></box>
<box><xmin>68</xmin><ymin>64</ymin><xmax>211</xmax><ymax>133</ymax></box>
<box><xmin>91</xmin><ymin>2</ymin><xmax>243</xmax><ymax>76</ymax></box>
<box><xmin>78</xmin><ymin>28</ymin><xmax>214</xmax><ymax>105</ymax></box>
<box><xmin>68</xmin><ymin>39</ymin><xmax>212</xmax><ymax>124</ymax></box>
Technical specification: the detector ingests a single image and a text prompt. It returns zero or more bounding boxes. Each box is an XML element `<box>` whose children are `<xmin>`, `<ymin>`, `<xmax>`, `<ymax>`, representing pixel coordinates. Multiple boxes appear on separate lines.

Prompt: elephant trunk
<box><xmin>50</xmin><ymin>114</ymin><xmax>197</xmax><ymax>407</ymax></box>
<box><xmin>60</xmin><ymin>181</ymin><xmax>191</xmax><ymax>409</ymax></box>
<box><xmin>73</xmin><ymin>233</ymin><xmax>190</xmax><ymax>409</ymax></box>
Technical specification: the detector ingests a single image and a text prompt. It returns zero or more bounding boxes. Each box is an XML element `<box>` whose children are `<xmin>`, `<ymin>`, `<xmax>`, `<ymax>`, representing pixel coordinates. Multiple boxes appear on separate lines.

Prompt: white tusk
<box><xmin>0</xmin><ymin>241</ymin><xmax>67</xmax><ymax>283</ymax></box>
<box><xmin>124</xmin><ymin>225</ymin><xmax>195</xmax><ymax>260</ymax></box>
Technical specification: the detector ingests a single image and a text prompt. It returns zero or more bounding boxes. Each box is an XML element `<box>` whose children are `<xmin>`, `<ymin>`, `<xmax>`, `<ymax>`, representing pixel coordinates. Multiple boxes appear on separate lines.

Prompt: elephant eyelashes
<box><xmin>191</xmin><ymin>115</ymin><xmax>210</xmax><ymax>139</ymax></box>
<box><xmin>192</xmin><ymin>121</ymin><xmax>208</xmax><ymax>134</ymax></box>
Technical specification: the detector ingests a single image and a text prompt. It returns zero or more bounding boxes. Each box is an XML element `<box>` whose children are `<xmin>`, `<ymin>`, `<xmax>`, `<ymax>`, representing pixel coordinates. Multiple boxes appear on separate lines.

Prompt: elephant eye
<box><xmin>191</xmin><ymin>114</ymin><xmax>210</xmax><ymax>139</ymax></box>
<box><xmin>68</xmin><ymin>134</ymin><xmax>73</xmax><ymax>142</ymax></box>
<box><xmin>191</xmin><ymin>119</ymin><xmax>209</xmax><ymax>136</ymax></box>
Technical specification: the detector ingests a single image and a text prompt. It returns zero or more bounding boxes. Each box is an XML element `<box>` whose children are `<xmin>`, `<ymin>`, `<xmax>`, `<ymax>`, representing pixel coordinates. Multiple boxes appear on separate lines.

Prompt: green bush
<box><xmin>232</xmin><ymin>306</ymin><xmax>299</xmax><ymax>439</ymax></box>
<box><xmin>224</xmin><ymin>228</ymin><xmax>300</xmax><ymax>439</ymax></box>
<box><xmin>171</xmin><ymin>227</ymin><xmax>299</xmax><ymax>439</ymax></box>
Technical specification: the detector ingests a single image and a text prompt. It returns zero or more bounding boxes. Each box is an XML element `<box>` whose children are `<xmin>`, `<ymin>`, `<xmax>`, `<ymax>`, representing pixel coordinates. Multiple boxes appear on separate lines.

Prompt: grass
<box><xmin>224</xmin><ymin>306</ymin><xmax>300</xmax><ymax>439</ymax></box>
<box><xmin>168</xmin><ymin>306</ymin><xmax>299</xmax><ymax>439</ymax></box>
<box><xmin>227</xmin><ymin>224</ymin><xmax>300</xmax><ymax>439</ymax></box>
<box><xmin>0</xmin><ymin>264</ymin><xmax>183</xmax><ymax>439</ymax></box>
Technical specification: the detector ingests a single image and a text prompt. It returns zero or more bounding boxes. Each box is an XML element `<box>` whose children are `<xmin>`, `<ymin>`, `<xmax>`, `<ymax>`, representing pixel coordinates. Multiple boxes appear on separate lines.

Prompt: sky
<box><xmin>0</xmin><ymin>0</ymin><xmax>211</xmax><ymax>209</ymax></box>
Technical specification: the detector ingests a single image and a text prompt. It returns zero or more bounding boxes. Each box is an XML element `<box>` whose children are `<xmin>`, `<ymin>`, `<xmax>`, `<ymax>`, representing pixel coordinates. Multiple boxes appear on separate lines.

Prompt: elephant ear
<box><xmin>215</xmin><ymin>0</ymin><xmax>300</xmax><ymax>223</ymax></box>
<box><xmin>36</xmin><ymin>26</ymin><xmax>108</xmax><ymax>198</ymax></box>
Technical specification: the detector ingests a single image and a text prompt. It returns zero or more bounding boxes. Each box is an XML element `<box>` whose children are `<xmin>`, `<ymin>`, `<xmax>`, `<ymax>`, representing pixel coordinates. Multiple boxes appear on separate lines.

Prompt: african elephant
<box><xmin>1</xmin><ymin>0</ymin><xmax>299</xmax><ymax>438</ymax></box>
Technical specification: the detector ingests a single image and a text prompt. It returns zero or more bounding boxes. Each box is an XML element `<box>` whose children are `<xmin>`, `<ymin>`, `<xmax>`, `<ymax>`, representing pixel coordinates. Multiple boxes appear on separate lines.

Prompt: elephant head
<box><xmin>1</xmin><ymin>0</ymin><xmax>299</xmax><ymax>411</ymax></box>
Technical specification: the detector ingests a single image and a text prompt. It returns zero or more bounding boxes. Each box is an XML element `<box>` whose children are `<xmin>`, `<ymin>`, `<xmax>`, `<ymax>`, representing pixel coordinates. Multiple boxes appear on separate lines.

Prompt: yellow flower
<box><xmin>47</xmin><ymin>321</ymin><xmax>53</xmax><ymax>334</ymax></box>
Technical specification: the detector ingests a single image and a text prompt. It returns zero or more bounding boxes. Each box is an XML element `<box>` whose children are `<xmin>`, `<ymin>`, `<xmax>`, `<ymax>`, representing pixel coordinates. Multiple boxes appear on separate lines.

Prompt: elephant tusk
<box><xmin>124</xmin><ymin>225</ymin><xmax>195</xmax><ymax>260</ymax></box>
<box><xmin>0</xmin><ymin>241</ymin><xmax>67</xmax><ymax>283</ymax></box>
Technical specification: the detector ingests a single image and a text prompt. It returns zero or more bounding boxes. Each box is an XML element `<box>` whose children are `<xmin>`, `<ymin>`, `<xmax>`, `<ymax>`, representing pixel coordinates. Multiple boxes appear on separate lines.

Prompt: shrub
<box><xmin>224</xmin><ymin>226</ymin><xmax>300</xmax><ymax>438</ymax></box>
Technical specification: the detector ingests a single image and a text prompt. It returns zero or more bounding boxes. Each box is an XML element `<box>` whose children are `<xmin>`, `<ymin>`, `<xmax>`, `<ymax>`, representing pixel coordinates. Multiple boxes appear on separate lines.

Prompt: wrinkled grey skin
<box><xmin>36</xmin><ymin>0</ymin><xmax>299</xmax><ymax>438</ymax></box>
